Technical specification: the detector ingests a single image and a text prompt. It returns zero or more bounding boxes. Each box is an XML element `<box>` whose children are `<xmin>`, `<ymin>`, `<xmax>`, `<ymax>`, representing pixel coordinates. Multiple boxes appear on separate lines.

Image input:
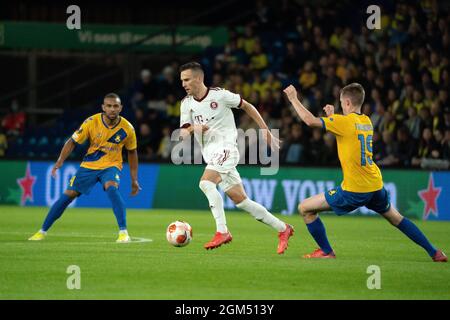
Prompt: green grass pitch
<box><xmin>0</xmin><ymin>205</ymin><xmax>449</xmax><ymax>299</ymax></box>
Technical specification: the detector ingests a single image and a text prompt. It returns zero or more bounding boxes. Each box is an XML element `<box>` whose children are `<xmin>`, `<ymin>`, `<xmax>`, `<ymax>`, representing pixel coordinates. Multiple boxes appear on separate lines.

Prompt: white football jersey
<box><xmin>180</xmin><ymin>87</ymin><xmax>242</xmax><ymax>163</ymax></box>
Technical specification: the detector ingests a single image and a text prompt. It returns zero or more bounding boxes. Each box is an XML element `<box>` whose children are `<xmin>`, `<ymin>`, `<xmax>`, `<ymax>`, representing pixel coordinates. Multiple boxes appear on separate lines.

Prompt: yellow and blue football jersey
<box><xmin>320</xmin><ymin>113</ymin><xmax>383</xmax><ymax>193</ymax></box>
<box><xmin>71</xmin><ymin>113</ymin><xmax>137</xmax><ymax>170</ymax></box>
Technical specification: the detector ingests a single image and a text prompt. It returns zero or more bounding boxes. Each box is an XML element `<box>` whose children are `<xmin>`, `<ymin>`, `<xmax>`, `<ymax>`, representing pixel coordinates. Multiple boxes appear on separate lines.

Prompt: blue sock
<box><xmin>396</xmin><ymin>218</ymin><xmax>437</xmax><ymax>257</ymax></box>
<box><xmin>106</xmin><ymin>186</ymin><xmax>127</xmax><ymax>230</ymax></box>
<box><xmin>306</xmin><ymin>217</ymin><xmax>333</xmax><ymax>254</ymax></box>
<box><xmin>42</xmin><ymin>194</ymin><xmax>73</xmax><ymax>231</ymax></box>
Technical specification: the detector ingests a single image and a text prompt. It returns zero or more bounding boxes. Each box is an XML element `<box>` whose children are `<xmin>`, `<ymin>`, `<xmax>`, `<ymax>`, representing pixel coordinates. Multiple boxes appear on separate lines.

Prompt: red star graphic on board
<box><xmin>418</xmin><ymin>174</ymin><xmax>442</xmax><ymax>220</ymax></box>
<box><xmin>17</xmin><ymin>163</ymin><xmax>37</xmax><ymax>205</ymax></box>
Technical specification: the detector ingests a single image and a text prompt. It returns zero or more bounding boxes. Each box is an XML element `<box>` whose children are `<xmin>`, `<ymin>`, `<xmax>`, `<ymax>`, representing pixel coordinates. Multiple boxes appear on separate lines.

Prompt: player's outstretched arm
<box><xmin>127</xmin><ymin>149</ymin><xmax>141</xmax><ymax>196</ymax></box>
<box><xmin>52</xmin><ymin>139</ymin><xmax>76</xmax><ymax>177</ymax></box>
<box><xmin>180</xmin><ymin>124</ymin><xmax>209</xmax><ymax>139</ymax></box>
<box><xmin>283</xmin><ymin>85</ymin><xmax>323</xmax><ymax>128</ymax></box>
<box><xmin>240</xmin><ymin>99</ymin><xmax>281</xmax><ymax>150</ymax></box>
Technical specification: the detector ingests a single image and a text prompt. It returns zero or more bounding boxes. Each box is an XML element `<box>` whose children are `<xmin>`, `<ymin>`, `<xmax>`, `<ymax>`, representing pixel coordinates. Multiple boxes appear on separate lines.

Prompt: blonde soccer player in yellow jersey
<box><xmin>283</xmin><ymin>83</ymin><xmax>447</xmax><ymax>262</ymax></box>
<box><xmin>29</xmin><ymin>93</ymin><xmax>141</xmax><ymax>243</ymax></box>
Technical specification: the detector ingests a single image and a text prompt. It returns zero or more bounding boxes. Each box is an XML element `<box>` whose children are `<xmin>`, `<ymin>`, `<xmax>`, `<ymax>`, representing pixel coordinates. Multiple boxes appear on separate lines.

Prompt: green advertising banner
<box><xmin>0</xmin><ymin>21</ymin><xmax>228</xmax><ymax>53</ymax></box>
<box><xmin>1</xmin><ymin>161</ymin><xmax>448</xmax><ymax>220</ymax></box>
<box><xmin>154</xmin><ymin>164</ymin><xmax>434</xmax><ymax>220</ymax></box>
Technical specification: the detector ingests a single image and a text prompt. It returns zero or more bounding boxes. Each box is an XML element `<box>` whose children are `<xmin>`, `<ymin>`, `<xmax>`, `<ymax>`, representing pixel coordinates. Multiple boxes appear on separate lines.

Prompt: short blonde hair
<box><xmin>340</xmin><ymin>83</ymin><xmax>365</xmax><ymax>107</ymax></box>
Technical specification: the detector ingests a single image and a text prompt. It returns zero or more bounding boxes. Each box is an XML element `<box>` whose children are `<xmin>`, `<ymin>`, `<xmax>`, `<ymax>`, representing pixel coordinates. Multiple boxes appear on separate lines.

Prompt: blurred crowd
<box><xmin>126</xmin><ymin>0</ymin><xmax>450</xmax><ymax>169</ymax></box>
<box><xmin>1</xmin><ymin>0</ymin><xmax>450</xmax><ymax>170</ymax></box>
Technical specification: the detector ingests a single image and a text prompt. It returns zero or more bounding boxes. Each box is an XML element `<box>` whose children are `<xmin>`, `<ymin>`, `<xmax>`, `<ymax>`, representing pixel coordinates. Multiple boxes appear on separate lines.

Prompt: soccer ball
<box><xmin>166</xmin><ymin>221</ymin><xmax>193</xmax><ymax>247</ymax></box>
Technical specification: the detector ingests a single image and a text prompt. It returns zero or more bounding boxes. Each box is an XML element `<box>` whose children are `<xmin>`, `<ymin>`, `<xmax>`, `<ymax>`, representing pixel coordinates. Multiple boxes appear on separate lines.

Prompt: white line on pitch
<box><xmin>0</xmin><ymin>231</ymin><xmax>153</xmax><ymax>243</ymax></box>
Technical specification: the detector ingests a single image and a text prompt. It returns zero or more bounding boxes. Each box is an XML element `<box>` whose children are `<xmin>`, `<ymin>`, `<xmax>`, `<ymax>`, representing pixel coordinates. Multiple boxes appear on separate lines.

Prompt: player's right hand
<box><xmin>51</xmin><ymin>164</ymin><xmax>61</xmax><ymax>178</ymax></box>
<box><xmin>323</xmin><ymin>104</ymin><xmax>335</xmax><ymax>116</ymax></box>
<box><xmin>192</xmin><ymin>124</ymin><xmax>209</xmax><ymax>133</ymax></box>
<box><xmin>131</xmin><ymin>180</ymin><xmax>141</xmax><ymax>196</ymax></box>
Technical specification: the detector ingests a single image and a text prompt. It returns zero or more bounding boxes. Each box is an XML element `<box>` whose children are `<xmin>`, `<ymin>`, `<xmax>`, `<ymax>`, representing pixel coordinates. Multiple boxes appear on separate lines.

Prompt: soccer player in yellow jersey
<box><xmin>29</xmin><ymin>93</ymin><xmax>141</xmax><ymax>243</ymax></box>
<box><xmin>283</xmin><ymin>83</ymin><xmax>447</xmax><ymax>262</ymax></box>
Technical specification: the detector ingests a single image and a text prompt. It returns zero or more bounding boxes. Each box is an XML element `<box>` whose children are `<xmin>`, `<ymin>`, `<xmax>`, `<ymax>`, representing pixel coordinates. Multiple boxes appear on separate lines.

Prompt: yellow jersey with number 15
<box><xmin>71</xmin><ymin>113</ymin><xmax>137</xmax><ymax>171</ymax></box>
<box><xmin>320</xmin><ymin>113</ymin><xmax>383</xmax><ymax>193</ymax></box>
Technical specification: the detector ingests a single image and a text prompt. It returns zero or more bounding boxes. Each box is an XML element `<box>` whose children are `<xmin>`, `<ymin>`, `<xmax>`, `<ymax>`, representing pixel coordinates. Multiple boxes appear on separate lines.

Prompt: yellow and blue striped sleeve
<box><xmin>71</xmin><ymin>117</ymin><xmax>92</xmax><ymax>144</ymax></box>
<box><xmin>320</xmin><ymin>114</ymin><xmax>351</xmax><ymax>136</ymax></box>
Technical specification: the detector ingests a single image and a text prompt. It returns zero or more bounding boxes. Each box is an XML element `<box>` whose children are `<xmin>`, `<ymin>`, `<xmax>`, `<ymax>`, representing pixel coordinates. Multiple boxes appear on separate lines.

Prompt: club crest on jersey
<box><xmin>210</xmin><ymin>101</ymin><xmax>218</xmax><ymax>109</ymax></box>
<box><xmin>107</xmin><ymin>128</ymin><xmax>127</xmax><ymax>144</ymax></box>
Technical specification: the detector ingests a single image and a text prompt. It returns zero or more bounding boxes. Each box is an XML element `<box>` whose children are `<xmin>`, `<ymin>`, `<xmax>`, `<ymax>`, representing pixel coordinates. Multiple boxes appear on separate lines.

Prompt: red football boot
<box><xmin>303</xmin><ymin>248</ymin><xmax>336</xmax><ymax>259</ymax></box>
<box><xmin>204</xmin><ymin>231</ymin><xmax>232</xmax><ymax>250</ymax></box>
<box><xmin>432</xmin><ymin>250</ymin><xmax>448</xmax><ymax>262</ymax></box>
<box><xmin>277</xmin><ymin>224</ymin><xmax>294</xmax><ymax>254</ymax></box>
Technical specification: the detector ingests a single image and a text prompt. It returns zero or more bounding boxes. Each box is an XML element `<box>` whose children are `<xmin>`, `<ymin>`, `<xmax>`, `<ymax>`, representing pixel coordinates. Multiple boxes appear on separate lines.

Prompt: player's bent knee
<box><xmin>298</xmin><ymin>202</ymin><xmax>315</xmax><ymax>217</ymax></box>
<box><xmin>64</xmin><ymin>190</ymin><xmax>79</xmax><ymax>199</ymax></box>
<box><xmin>199</xmin><ymin>180</ymin><xmax>216</xmax><ymax>193</ymax></box>
<box><xmin>231</xmin><ymin>194</ymin><xmax>247</xmax><ymax>205</ymax></box>
<box><xmin>104</xmin><ymin>181</ymin><xmax>118</xmax><ymax>190</ymax></box>
<box><xmin>298</xmin><ymin>202</ymin><xmax>308</xmax><ymax>216</ymax></box>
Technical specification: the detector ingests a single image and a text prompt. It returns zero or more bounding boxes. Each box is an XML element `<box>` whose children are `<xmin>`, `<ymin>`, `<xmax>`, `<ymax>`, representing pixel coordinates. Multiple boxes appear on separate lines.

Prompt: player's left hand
<box><xmin>262</xmin><ymin>129</ymin><xmax>281</xmax><ymax>151</ymax></box>
<box><xmin>283</xmin><ymin>85</ymin><xmax>298</xmax><ymax>102</ymax></box>
<box><xmin>131</xmin><ymin>180</ymin><xmax>141</xmax><ymax>196</ymax></box>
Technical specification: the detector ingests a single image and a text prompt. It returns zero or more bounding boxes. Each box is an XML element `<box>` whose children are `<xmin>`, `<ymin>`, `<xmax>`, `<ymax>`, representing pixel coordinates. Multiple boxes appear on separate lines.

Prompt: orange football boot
<box><xmin>204</xmin><ymin>231</ymin><xmax>232</xmax><ymax>250</ymax></box>
<box><xmin>303</xmin><ymin>248</ymin><xmax>336</xmax><ymax>259</ymax></box>
<box><xmin>432</xmin><ymin>250</ymin><xmax>448</xmax><ymax>262</ymax></box>
<box><xmin>277</xmin><ymin>224</ymin><xmax>294</xmax><ymax>254</ymax></box>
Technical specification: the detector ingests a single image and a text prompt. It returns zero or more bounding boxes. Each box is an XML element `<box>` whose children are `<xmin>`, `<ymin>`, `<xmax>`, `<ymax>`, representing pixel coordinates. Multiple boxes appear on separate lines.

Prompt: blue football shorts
<box><xmin>67</xmin><ymin>166</ymin><xmax>121</xmax><ymax>195</ymax></box>
<box><xmin>324</xmin><ymin>186</ymin><xmax>391</xmax><ymax>215</ymax></box>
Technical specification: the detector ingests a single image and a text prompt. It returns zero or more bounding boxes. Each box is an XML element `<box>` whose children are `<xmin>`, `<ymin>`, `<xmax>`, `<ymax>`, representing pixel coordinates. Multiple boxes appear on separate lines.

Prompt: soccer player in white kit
<box><xmin>178</xmin><ymin>62</ymin><xmax>294</xmax><ymax>253</ymax></box>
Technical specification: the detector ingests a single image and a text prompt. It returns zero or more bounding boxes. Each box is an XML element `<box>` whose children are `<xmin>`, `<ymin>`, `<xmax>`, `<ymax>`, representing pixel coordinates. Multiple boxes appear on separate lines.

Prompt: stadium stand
<box><xmin>1</xmin><ymin>0</ymin><xmax>449</xmax><ymax>169</ymax></box>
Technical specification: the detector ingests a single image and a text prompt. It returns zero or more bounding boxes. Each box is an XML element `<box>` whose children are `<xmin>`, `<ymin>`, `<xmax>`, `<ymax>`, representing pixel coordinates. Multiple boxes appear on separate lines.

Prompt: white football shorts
<box><xmin>205</xmin><ymin>148</ymin><xmax>242</xmax><ymax>192</ymax></box>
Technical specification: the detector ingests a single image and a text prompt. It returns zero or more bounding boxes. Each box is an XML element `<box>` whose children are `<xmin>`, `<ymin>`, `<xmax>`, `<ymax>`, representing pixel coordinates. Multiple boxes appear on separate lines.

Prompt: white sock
<box><xmin>39</xmin><ymin>229</ymin><xmax>47</xmax><ymax>234</ymax></box>
<box><xmin>236</xmin><ymin>198</ymin><xmax>286</xmax><ymax>232</ymax></box>
<box><xmin>199</xmin><ymin>180</ymin><xmax>228</xmax><ymax>233</ymax></box>
<box><xmin>119</xmin><ymin>229</ymin><xmax>128</xmax><ymax>234</ymax></box>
